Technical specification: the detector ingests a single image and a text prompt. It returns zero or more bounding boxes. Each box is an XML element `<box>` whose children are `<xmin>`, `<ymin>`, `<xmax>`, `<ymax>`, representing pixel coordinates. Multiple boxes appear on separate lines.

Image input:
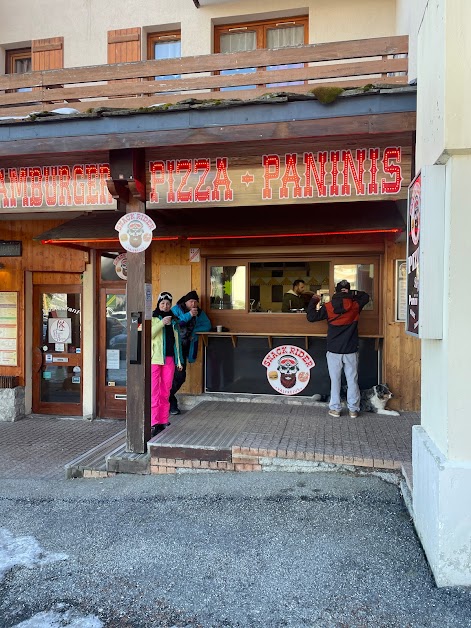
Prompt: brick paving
<box><xmin>0</xmin><ymin>415</ymin><xmax>124</xmax><ymax>479</ymax></box>
<box><xmin>149</xmin><ymin>401</ymin><xmax>420</xmax><ymax>475</ymax></box>
<box><xmin>0</xmin><ymin>402</ymin><xmax>420</xmax><ymax>479</ymax></box>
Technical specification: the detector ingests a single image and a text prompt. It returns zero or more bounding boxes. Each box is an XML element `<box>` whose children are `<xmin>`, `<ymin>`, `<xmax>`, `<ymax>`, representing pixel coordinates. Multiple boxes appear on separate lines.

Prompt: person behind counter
<box><xmin>281</xmin><ymin>279</ymin><xmax>306</xmax><ymax>312</ymax></box>
<box><xmin>151</xmin><ymin>292</ymin><xmax>183</xmax><ymax>438</ymax></box>
<box><xmin>169</xmin><ymin>290</ymin><xmax>211</xmax><ymax>415</ymax></box>
<box><xmin>306</xmin><ymin>280</ymin><xmax>370</xmax><ymax>419</ymax></box>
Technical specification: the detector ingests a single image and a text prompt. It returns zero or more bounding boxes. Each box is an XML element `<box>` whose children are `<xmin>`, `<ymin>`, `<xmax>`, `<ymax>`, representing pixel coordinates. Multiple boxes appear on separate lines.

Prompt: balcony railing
<box><xmin>0</xmin><ymin>36</ymin><xmax>408</xmax><ymax>118</ymax></box>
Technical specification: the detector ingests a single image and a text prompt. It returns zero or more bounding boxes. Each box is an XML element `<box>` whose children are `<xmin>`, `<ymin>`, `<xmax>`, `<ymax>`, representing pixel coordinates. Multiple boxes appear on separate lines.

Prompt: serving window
<box><xmin>206</xmin><ymin>254</ymin><xmax>381</xmax><ymax>336</ymax></box>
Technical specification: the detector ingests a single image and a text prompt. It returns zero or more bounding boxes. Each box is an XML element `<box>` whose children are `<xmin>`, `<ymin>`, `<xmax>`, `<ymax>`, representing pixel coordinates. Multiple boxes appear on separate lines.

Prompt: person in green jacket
<box><xmin>151</xmin><ymin>292</ymin><xmax>183</xmax><ymax>437</ymax></box>
<box><xmin>281</xmin><ymin>279</ymin><xmax>306</xmax><ymax>312</ymax></box>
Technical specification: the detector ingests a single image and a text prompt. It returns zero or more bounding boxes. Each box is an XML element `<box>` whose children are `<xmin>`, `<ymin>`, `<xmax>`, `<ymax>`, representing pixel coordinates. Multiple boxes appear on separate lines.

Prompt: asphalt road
<box><xmin>1</xmin><ymin>471</ymin><xmax>471</xmax><ymax>628</ymax></box>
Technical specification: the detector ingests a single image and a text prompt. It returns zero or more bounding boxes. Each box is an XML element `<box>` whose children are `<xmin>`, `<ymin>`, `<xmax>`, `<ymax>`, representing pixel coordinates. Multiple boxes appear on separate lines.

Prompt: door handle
<box><xmin>32</xmin><ymin>347</ymin><xmax>43</xmax><ymax>373</ymax></box>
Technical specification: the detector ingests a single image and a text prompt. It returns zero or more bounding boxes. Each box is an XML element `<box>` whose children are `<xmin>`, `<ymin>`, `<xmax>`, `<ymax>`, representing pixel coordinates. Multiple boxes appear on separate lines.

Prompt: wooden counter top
<box><xmin>197</xmin><ymin>331</ymin><xmax>383</xmax><ymax>350</ymax></box>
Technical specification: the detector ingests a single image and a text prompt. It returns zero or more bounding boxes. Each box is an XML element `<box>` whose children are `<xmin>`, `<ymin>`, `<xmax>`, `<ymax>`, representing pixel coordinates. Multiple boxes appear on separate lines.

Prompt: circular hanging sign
<box><xmin>262</xmin><ymin>345</ymin><xmax>315</xmax><ymax>396</ymax></box>
<box><xmin>115</xmin><ymin>212</ymin><xmax>156</xmax><ymax>253</ymax></box>
<box><xmin>113</xmin><ymin>252</ymin><xmax>128</xmax><ymax>280</ymax></box>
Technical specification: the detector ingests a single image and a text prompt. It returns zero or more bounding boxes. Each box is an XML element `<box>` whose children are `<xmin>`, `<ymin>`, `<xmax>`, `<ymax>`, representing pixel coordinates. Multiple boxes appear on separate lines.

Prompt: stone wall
<box><xmin>0</xmin><ymin>387</ymin><xmax>25</xmax><ymax>422</ymax></box>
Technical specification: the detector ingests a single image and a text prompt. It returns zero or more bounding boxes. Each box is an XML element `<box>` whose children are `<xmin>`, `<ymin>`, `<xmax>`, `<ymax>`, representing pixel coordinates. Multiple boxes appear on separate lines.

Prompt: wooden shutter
<box><xmin>32</xmin><ymin>37</ymin><xmax>64</xmax><ymax>71</ymax></box>
<box><xmin>108</xmin><ymin>28</ymin><xmax>141</xmax><ymax>64</ymax></box>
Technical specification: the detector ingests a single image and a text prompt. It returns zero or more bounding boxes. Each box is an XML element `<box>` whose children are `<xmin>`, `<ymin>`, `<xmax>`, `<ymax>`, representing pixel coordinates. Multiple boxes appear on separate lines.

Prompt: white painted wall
<box><xmin>0</xmin><ymin>0</ymin><xmax>397</xmax><ymax>67</ymax></box>
<box><xmin>413</xmin><ymin>0</ymin><xmax>471</xmax><ymax>587</ymax></box>
<box><xmin>82</xmin><ymin>251</ymin><xmax>96</xmax><ymax>420</ymax></box>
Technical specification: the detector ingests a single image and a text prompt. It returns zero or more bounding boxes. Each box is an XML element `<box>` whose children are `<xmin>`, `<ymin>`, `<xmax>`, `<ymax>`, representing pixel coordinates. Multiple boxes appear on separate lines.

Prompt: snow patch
<box><xmin>0</xmin><ymin>527</ymin><xmax>68</xmax><ymax>582</ymax></box>
<box><xmin>13</xmin><ymin>608</ymin><xmax>103</xmax><ymax>628</ymax></box>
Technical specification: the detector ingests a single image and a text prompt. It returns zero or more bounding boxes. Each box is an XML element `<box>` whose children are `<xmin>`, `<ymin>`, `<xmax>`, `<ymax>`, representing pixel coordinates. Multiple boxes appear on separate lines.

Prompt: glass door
<box><xmin>32</xmin><ymin>285</ymin><xmax>83</xmax><ymax>415</ymax></box>
<box><xmin>98</xmin><ymin>288</ymin><xmax>127</xmax><ymax>419</ymax></box>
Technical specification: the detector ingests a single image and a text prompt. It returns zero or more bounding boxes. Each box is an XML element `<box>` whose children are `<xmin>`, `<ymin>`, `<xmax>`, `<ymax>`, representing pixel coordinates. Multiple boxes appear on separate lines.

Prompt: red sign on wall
<box><xmin>148</xmin><ymin>146</ymin><xmax>407</xmax><ymax>209</ymax></box>
<box><xmin>0</xmin><ymin>163</ymin><xmax>114</xmax><ymax>211</ymax></box>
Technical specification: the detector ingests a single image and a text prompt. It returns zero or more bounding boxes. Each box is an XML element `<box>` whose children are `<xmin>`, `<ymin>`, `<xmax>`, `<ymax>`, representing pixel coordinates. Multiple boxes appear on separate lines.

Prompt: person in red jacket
<box><xmin>306</xmin><ymin>279</ymin><xmax>370</xmax><ymax>418</ymax></box>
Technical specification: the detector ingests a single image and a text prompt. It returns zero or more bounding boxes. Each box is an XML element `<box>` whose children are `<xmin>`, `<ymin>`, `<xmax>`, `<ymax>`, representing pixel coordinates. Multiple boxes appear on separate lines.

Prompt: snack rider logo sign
<box><xmin>113</xmin><ymin>253</ymin><xmax>127</xmax><ymax>280</ymax></box>
<box><xmin>115</xmin><ymin>213</ymin><xmax>156</xmax><ymax>253</ymax></box>
<box><xmin>262</xmin><ymin>345</ymin><xmax>315</xmax><ymax>396</ymax></box>
<box><xmin>406</xmin><ymin>172</ymin><xmax>421</xmax><ymax>335</ymax></box>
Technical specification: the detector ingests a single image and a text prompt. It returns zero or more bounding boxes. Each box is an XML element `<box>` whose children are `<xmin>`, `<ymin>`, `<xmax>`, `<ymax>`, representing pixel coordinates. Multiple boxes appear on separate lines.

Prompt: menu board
<box><xmin>395</xmin><ymin>260</ymin><xmax>407</xmax><ymax>322</ymax></box>
<box><xmin>0</xmin><ymin>292</ymin><xmax>18</xmax><ymax>366</ymax></box>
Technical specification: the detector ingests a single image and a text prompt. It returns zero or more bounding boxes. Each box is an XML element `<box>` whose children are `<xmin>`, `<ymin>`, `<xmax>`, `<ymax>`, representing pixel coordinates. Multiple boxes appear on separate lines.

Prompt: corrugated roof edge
<box><xmin>0</xmin><ymin>84</ymin><xmax>417</xmax><ymax>125</ymax></box>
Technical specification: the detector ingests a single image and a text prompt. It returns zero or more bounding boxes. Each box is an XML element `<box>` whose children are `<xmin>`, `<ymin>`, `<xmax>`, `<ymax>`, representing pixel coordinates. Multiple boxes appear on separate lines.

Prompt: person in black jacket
<box><xmin>307</xmin><ymin>279</ymin><xmax>369</xmax><ymax>418</ymax></box>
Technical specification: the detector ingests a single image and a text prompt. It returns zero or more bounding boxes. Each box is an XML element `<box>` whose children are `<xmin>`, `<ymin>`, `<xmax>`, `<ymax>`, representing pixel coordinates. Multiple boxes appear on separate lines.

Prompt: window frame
<box><xmin>5</xmin><ymin>47</ymin><xmax>31</xmax><ymax>75</ymax></box>
<box><xmin>207</xmin><ymin>254</ymin><xmax>379</xmax><ymax>316</ymax></box>
<box><xmin>147</xmin><ymin>30</ymin><xmax>181</xmax><ymax>61</ymax></box>
<box><xmin>214</xmin><ymin>16</ymin><xmax>308</xmax><ymax>54</ymax></box>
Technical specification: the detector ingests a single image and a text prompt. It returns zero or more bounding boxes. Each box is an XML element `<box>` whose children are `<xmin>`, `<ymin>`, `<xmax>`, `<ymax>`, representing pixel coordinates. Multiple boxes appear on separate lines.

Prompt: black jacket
<box><xmin>306</xmin><ymin>290</ymin><xmax>370</xmax><ymax>354</ymax></box>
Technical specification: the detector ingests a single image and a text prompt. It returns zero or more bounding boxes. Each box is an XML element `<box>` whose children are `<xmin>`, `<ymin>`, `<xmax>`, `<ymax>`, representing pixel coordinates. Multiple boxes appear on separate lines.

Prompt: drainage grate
<box><xmin>0</xmin><ymin>376</ymin><xmax>19</xmax><ymax>388</ymax></box>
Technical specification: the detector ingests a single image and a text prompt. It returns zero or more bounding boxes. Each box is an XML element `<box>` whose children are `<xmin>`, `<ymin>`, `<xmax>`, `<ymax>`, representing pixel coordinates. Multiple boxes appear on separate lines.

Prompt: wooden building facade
<box><xmin>0</xmin><ymin>3</ymin><xmax>420</xmax><ymax>441</ymax></box>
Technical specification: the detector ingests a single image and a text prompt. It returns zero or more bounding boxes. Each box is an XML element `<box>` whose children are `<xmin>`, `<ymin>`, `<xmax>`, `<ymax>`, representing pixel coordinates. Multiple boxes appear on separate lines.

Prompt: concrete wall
<box><xmin>0</xmin><ymin>0</ymin><xmax>397</xmax><ymax>68</ymax></box>
<box><xmin>413</xmin><ymin>0</ymin><xmax>471</xmax><ymax>587</ymax></box>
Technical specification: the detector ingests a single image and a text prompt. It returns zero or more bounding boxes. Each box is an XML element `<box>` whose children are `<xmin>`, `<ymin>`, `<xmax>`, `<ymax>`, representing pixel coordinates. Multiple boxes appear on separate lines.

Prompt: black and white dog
<box><xmin>313</xmin><ymin>384</ymin><xmax>400</xmax><ymax>416</ymax></box>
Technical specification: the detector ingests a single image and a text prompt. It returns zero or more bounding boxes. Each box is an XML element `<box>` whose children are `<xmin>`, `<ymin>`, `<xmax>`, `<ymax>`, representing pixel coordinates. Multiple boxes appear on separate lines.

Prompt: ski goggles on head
<box><xmin>158</xmin><ymin>291</ymin><xmax>173</xmax><ymax>302</ymax></box>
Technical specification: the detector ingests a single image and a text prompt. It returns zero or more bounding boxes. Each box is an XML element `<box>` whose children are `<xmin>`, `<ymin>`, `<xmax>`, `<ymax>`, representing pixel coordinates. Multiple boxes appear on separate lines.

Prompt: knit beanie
<box><xmin>183</xmin><ymin>290</ymin><xmax>199</xmax><ymax>302</ymax></box>
<box><xmin>335</xmin><ymin>280</ymin><xmax>351</xmax><ymax>293</ymax></box>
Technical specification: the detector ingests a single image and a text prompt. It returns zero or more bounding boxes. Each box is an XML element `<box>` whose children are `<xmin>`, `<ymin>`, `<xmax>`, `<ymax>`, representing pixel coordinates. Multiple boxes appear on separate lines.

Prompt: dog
<box><xmin>312</xmin><ymin>383</ymin><xmax>400</xmax><ymax>416</ymax></box>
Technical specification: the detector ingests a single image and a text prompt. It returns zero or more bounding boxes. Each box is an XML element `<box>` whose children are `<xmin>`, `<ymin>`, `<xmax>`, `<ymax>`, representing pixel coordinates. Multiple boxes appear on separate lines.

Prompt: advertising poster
<box><xmin>0</xmin><ymin>292</ymin><xmax>18</xmax><ymax>366</ymax></box>
<box><xmin>406</xmin><ymin>172</ymin><xmax>421</xmax><ymax>336</ymax></box>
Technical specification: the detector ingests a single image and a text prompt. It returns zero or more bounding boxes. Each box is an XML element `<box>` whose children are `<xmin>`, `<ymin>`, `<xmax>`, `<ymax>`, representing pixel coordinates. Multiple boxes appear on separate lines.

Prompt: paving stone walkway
<box><xmin>149</xmin><ymin>401</ymin><xmax>420</xmax><ymax>476</ymax></box>
<box><xmin>0</xmin><ymin>415</ymin><xmax>124</xmax><ymax>479</ymax></box>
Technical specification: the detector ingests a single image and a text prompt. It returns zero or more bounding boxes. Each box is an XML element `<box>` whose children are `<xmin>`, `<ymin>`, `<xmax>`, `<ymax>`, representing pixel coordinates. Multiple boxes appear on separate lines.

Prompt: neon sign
<box><xmin>0</xmin><ymin>163</ymin><xmax>113</xmax><ymax>209</ymax></box>
<box><xmin>148</xmin><ymin>147</ymin><xmax>405</xmax><ymax>208</ymax></box>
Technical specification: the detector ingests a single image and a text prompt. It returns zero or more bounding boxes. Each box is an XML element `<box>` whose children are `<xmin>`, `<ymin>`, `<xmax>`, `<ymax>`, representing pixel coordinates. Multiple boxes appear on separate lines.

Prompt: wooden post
<box><xmin>108</xmin><ymin>148</ymin><xmax>151</xmax><ymax>453</ymax></box>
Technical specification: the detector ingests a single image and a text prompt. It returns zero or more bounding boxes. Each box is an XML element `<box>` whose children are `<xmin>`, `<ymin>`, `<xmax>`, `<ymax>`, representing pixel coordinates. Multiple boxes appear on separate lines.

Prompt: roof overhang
<box><xmin>0</xmin><ymin>89</ymin><xmax>416</xmax><ymax>158</ymax></box>
<box><xmin>34</xmin><ymin>201</ymin><xmax>405</xmax><ymax>248</ymax></box>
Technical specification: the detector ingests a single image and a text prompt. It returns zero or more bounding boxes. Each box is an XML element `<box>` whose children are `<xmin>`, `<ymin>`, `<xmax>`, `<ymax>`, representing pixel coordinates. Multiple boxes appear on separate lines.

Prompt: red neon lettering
<box><xmin>166</xmin><ymin>160</ymin><xmax>176</xmax><ymax>203</ymax></box>
<box><xmin>72</xmin><ymin>165</ymin><xmax>85</xmax><ymax>205</ymax></box>
<box><xmin>303</xmin><ymin>152</ymin><xmax>327</xmax><ymax>198</ymax></box>
<box><xmin>368</xmin><ymin>148</ymin><xmax>379</xmax><ymax>195</ymax></box>
<box><xmin>341</xmin><ymin>150</ymin><xmax>366</xmax><ymax>196</ymax></box>
<box><xmin>0</xmin><ymin>169</ymin><xmax>10</xmax><ymax>208</ymax></box>
<box><xmin>194</xmin><ymin>159</ymin><xmax>211</xmax><ymax>202</ymax></box>
<box><xmin>149</xmin><ymin>161</ymin><xmax>165</xmax><ymax>203</ymax></box>
<box><xmin>211</xmin><ymin>158</ymin><xmax>233</xmax><ymax>202</ymax></box>
<box><xmin>279</xmin><ymin>154</ymin><xmax>302</xmax><ymax>199</ymax></box>
<box><xmin>27</xmin><ymin>167</ymin><xmax>43</xmax><ymax>207</ymax></box>
<box><xmin>262</xmin><ymin>155</ymin><xmax>280</xmax><ymax>201</ymax></box>
<box><xmin>329</xmin><ymin>151</ymin><xmax>340</xmax><ymax>197</ymax></box>
<box><xmin>98</xmin><ymin>164</ymin><xmax>112</xmax><ymax>204</ymax></box>
<box><xmin>381</xmin><ymin>147</ymin><xmax>402</xmax><ymax>194</ymax></box>
<box><xmin>176</xmin><ymin>160</ymin><xmax>192</xmax><ymax>203</ymax></box>
<box><xmin>8</xmin><ymin>168</ymin><xmax>28</xmax><ymax>208</ymax></box>
<box><xmin>84</xmin><ymin>164</ymin><xmax>98</xmax><ymax>205</ymax></box>
<box><xmin>44</xmin><ymin>167</ymin><xmax>58</xmax><ymax>207</ymax></box>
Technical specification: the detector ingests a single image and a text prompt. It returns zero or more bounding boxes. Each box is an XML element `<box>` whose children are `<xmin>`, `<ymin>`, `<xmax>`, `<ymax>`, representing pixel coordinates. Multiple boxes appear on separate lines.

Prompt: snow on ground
<box><xmin>0</xmin><ymin>527</ymin><xmax>68</xmax><ymax>582</ymax></box>
<box><xmin>13</xmin><ymin>605</ymin><xmax>103</xmax><ymax>628</ymax></box>
<box><xmin>13</xmin><ymin>606</ymin><xmax>103</xmax><ymax>628</ymax></box>
<box><xmin>1</xmin><ymin>529</ymin><xmax>103</xmax><ymax>627</ymax></box>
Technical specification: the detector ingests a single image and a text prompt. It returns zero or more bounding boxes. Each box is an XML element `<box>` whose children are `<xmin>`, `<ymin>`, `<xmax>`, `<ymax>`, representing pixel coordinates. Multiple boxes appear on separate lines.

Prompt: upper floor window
<box><xmin>5</xmin><ymin>48</ymin><xmax>32</xmax><ymax>92</ymax></box>
<box><xmin>214</xmin><ymin>17</ymin><xmax>307</xmax><ymax>90</ymax></box>
<box><xmin>5</xmin><ymin>48</ymin><xmax>31</xmax><ymax>75</ymax></box>
<box><xmin>147</xmin><ymin>31</ymin><xmax>181</xmax><ymax>80</ymax></box>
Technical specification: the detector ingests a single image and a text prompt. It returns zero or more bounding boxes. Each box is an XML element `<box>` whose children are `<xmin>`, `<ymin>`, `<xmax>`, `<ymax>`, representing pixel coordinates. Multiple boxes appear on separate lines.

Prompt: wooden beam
<box><xmin>109</xmin><ymin>148</ymin><xmax>151</xmax><ymax>453</ymax></box>
<box><xmin>0</xmin><ymin>111</ymin><xmax>416</xmax><ymax>157</ymax></box>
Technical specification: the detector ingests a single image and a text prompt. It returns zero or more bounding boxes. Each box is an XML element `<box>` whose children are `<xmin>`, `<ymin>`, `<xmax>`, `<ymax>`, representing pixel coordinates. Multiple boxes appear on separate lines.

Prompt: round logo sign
<box><xmin>113</xmin><ymin>253</ymin><xmax>127</xmax><ymax>280</ymax></box>
<box><xmin>115</xmin><ymin>212</ymin><xmax>156</xmax><ymax>253</ymax></box>
<box><xmin>262</xmin><ymin>345</ymin><xmax>315</xmax><ymax>396</ymax></box>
